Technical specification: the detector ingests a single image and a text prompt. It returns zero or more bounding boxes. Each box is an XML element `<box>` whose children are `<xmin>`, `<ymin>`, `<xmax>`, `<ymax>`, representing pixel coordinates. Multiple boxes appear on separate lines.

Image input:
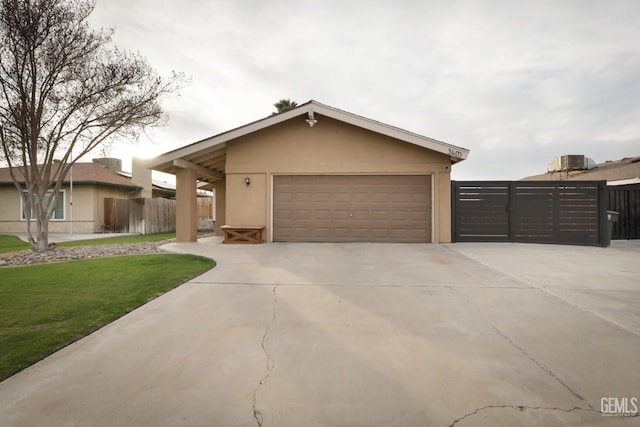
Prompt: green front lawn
<box><xmin>0</xmin><ymin>254</ymin><xmax>215</xmax><ymax>381</ymax></box>
<box><xmin>0</xmin><ymin>235</ymin><xmax>30</xmax><ymax>254</ymax></box>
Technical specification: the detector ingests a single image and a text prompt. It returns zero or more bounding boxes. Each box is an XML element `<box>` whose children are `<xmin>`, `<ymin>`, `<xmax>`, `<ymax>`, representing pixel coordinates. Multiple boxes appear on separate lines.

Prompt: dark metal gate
<box><xmin>607</xmin><ymin>188</ymin><xmax>640</xmax><ymax>239</ymax></box>
<box><xmin>452</xmin><ymin>181</ymin><xmax>607</xmax><ymax>246</ymax></box>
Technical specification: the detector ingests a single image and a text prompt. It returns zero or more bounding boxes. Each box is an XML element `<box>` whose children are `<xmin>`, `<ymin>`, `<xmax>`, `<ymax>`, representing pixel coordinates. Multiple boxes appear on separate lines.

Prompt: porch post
<box><xmin>213</xmin><ymin>179</ymin><xmax>226</xmax><ymax>236</ymax></box>
<box><xmin>175</xmin><ymin>167</ymin><xmax>198</xmax><ymax>242</ymax></box>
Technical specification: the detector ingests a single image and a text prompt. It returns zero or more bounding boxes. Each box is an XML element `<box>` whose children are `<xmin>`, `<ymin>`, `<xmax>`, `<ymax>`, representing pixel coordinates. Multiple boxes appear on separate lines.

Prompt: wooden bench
<box><xmin>221</xmin><ymin>225</ymin><xmax>265</xmax><ymax>244</ymax></box>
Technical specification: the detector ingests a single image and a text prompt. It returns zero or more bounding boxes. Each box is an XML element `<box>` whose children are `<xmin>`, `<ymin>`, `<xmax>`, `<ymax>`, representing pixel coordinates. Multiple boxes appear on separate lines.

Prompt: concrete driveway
<box><xmin>0</xmin><ymin>239</ymin><xmax>639</xmax><ymax>426</ymax></box>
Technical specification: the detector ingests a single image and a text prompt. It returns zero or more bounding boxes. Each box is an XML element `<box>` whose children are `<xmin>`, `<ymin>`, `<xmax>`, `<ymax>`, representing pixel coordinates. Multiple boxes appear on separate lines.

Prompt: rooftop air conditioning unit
<box><xmin>548</xmin><ymin>154</ymin><xmax>593</xmax><ymax>172</ymax></box>
<box><xmin>549</xmin><ymin>157</ymin><xmax>562</xmax><ymax>172</ymax></box>
<box><xmin>561</xmin><ymin>154</ymin><xmax>585</xmax><ymax>171</ymax></box>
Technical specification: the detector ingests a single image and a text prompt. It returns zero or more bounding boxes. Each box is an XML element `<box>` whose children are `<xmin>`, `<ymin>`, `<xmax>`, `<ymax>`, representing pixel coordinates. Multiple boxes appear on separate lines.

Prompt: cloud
<box><xmin>90</xmin><ymin>0</ymin><xmax>640</xmax><ymax>179</ymax></box>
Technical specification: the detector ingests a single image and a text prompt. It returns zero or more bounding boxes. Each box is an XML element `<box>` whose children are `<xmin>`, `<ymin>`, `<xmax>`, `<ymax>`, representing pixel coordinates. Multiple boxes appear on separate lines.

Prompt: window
<box><xmin>21</xmin><ymin>190</ymin><xmax>65</xmax><ymax>221</ymax></box>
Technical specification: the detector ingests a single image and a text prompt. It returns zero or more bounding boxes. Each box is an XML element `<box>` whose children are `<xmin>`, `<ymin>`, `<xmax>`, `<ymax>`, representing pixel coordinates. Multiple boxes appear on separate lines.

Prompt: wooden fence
<box><xmin>197</xmin><ymin>197</ymin><xmax>215</xmax><ymax>230</ymax></box>
<box><xmin>104</xmin><ymin>197</ymin><xmax>214</xmax><ymax>234</ymax></box>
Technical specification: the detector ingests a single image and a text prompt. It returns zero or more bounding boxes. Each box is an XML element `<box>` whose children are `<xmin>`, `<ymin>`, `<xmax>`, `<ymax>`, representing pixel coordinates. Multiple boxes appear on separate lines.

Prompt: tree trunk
<box><xmin>35</xmin><ymin>211</ymin><xmax>49</xmax><ymax>251</ymax></box>
<box><xmin>28</xmin><ymin>189</ymin><xmax>51</xmax><ymax>251</ymax></box>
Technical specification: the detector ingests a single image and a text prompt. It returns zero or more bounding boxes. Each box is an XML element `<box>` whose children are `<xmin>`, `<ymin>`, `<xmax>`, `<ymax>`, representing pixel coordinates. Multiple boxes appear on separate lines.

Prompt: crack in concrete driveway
<box><xmin>252</xmin><ymin>285</ymin><xmax>278</xmax><ymax>426</ymax></box>
<box><xmin>448</xmin><ymin>404</ymin><xmax>604</xmax><ymax>426</ymax></box>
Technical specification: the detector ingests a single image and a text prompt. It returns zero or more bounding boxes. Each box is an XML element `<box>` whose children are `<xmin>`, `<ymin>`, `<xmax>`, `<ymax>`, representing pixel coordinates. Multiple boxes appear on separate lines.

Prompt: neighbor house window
<box><xmin>21</xmin><ymin>190</ymin><xmax>65</xmax><ymax>221</ymax></box>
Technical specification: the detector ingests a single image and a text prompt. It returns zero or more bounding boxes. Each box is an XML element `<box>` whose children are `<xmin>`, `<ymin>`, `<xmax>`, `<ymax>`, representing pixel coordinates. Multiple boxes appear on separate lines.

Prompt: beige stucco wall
<box><xmin>0</xmin><ymin>187</ymin><xmax>23</xmax><ymax>233</ymax></box>
<box><xmin>224</xmin><ymin>117</ymin><xmax>453</xmax><ymax>243</ymax></box>
<box><xmin>131</xmin><ymin>157</ymin><xmax>153</xmax><ymax>198</ymax></box>
<box><xmin>0</xmin><ymin>184</ymin><xmax>133</xmax><ymax>234</ymax></box>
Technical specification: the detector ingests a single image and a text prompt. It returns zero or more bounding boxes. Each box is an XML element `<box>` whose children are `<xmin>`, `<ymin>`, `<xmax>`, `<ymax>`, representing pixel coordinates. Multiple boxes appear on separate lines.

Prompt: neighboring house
<box><xmin>521</xmin><ymin>154</ymin><xmax>640</xmax><ymax>239</ymax></box>
<box><xmin>149</xmin><ymin>100</ymin><xmax>470</xmax><ymax>243</ymax></box>
<box><xmin>0</xmin><ymin>158</ymin><xmax>169</xmax><ymax>234</ymax></box>
<box><xmin>521</xmin><ymin>155</ymin><xmax>640</xmax><ymax>188</ymax></box>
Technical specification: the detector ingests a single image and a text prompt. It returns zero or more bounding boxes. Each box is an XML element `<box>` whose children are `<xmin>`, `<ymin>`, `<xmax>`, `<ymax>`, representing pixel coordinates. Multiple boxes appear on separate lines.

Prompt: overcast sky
<box><xmin>89</xmin><ymin>0</ymin><xmax>640</xmax><ymax>180</ymax></box>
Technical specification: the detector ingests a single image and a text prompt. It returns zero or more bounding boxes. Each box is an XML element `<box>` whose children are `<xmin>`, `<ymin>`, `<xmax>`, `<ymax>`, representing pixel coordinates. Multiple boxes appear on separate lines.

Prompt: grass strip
<box><xmin>57</xmin><ymin>232</ymin><xmax>179</xmax><ymax>247</ymax></box>
<box><xmin>1</xmin><ymin>231</ymin><xmax>208</xmax><ymax>252</ymax></box>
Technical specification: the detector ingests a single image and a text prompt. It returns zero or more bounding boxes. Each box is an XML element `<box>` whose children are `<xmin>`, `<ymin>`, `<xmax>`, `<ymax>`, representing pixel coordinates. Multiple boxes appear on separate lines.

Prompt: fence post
<box><xmin>451</xmin><ymin>181</ymin><xmax>457</xmax><ymax>242</ymax></box>
<box><xmin>598</xmin><ymin>180</ymin><xmax>607</xmax><ymax>247</ymax></box>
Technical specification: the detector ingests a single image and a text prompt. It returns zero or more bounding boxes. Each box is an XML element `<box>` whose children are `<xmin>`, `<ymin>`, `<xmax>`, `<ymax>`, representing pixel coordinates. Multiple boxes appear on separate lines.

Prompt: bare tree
<box><xmin>0</xmin><ymin>0</ymin><xmax>184</xmax><ymax>250</ymax></box>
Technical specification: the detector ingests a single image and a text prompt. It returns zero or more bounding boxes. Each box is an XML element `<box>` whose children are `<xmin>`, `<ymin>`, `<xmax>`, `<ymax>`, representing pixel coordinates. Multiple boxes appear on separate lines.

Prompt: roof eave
<box><xmin>148</xmin><ymin>100</ymin><xmax>470</xmax><ymax>172</ymax></box>
<box><xmin>307</xmin><ymin>101</ymin><xmax>469</xmax><ymax>163</ymax></box>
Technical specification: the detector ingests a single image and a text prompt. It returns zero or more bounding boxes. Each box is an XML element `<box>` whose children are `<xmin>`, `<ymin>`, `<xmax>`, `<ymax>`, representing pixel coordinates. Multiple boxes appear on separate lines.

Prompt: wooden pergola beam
<box><xmin>173</xmin><ymin>159</ymin><xmax>224</xmax><ymax>181</ymax></box>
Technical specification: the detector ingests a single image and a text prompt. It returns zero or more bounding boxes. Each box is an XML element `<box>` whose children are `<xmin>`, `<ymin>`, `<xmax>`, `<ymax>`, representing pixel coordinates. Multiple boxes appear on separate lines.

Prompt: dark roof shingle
<box><xmin>0</xmin><ymin>162</ymin><xmax>140</xmax><ymax>189</ymax></box>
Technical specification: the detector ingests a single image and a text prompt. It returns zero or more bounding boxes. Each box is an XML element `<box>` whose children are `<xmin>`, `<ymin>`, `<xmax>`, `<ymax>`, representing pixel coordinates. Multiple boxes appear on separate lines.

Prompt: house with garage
<box><xmin>148</xmin><ymin>100</ymin><xmax>469</xmax><ymax>243</ymax></box>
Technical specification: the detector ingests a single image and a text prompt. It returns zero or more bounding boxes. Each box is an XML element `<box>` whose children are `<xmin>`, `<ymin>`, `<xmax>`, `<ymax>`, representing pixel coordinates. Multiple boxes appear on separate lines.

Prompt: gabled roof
<box><xmin>148</xmin><ymin>100</ymin><xmax>469</xmax><ymax>183</ymax></box>
<box><xmin>0</xmin><ymin>162</ymin><xmax>141</xmax><ymax>190</ymax></box>
<box><xmin>521</xmin><ymin>156</ymin><xmax>640</xmax><ymax>183</ymax></box>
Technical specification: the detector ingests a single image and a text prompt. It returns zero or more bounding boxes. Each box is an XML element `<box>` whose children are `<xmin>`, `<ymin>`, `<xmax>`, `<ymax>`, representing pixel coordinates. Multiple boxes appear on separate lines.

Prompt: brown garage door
<box><xmin>273</xmin><ymin>175</ymin><xmax>432</xmax><ymax>242</ymax></box>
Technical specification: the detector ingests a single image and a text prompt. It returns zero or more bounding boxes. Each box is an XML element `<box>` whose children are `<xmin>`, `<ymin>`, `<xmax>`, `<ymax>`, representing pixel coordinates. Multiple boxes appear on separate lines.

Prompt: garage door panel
<box><xmin>294</xmin><ymin>227</ymin><xmax>316</xmax><ymax>237</ymax></box>
<box><xmin>411</xmin><ymin>210</ymin><xmax>430</xmax><ymax>221</ymax></box>
<box><xmin>372</xmin><ymin>211</ymin><xmax>389</xmax><ymax>220</ymax></box>
<box><xmin>277</xmin><ymin>226</ymin><xmax>293</xmax><ymax>238</ymax></box>
<box><xmin>352</xmin><ymin>228</ymin><xmax>371</xmax><ymax>238</ymax></box>
<box><xmin>313</xmin><ymin>192</ymin><xmax>331</xmax><ymax>202</ymax></box>
<box><xmin>334</xmin><ymin>227</ymin><xmax>350</xmax><ymax>238</ymax></box>
<box><xmin>371</xmin><ymin>228</ymin><xmax>390</xmax><ymax>238</ymax></box>
<box><xmin>278</xmin><ymin>209</ymin><xmax>294</xmax><ymax>220</ymax></box>
<box><xmin>275</xmin><ymin>192</ymin><xmax>293</xmax><ymax>202</ymax></box>
<box><xmin>352</xmin><ymin>210</ymin><xmax>370</xmax><ymax>220</ymax></box>
<box><xmin>332</xmin><ymin>209</ymin><xmax>350</xmax><ymax>220</ymax></box>
<box><xmin>274</xmin><ymin>175</ymin><xmax>432</xmax><ymax>242</ymax></box>
<box><xmin>294</xmin><ymin>192</ymin><xmax>313</xmax><ymax>202</ymax></box>
<box><xmin>371</xmin><ymin>193</ymin><xmax>389</xmax><ymax>203</ymax></box>
<box><xmin>294</xmin><ymin>209</ymin><xmax>312</xmax><ymax>220</ymax></box>
<box><xmin>352</xmin><ymin>192</ymin><xmax>371</xmax><ymax>202</ymax></box>
<box><xmin>312</xmin><ymin>228</ymin><xmax>331</xmax><ymax>238</ymax></box>
<box><xmin>412</xmin><ymin>192</ymin><xmax>431</xmax><ymax>203</ymax></box>
<box><xmin>315</xmin><ymin>209</ymin><xmax>331</xmax><ymax>220</ymax></box>
<box><xmin>334</xmin><ymin>193</ymin><xmax>350</xmax><ymax>202</ymax></box>
<box><xmin>391</xmin><ymin>210</ymin><xmax>410</xmax><ymax>220</ymax></box>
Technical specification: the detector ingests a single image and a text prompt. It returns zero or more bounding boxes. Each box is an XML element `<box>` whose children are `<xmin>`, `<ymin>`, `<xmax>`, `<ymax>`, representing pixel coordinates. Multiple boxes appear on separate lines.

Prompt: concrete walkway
<box><xmin>0</xmin><ymin>238</ymin><xmax>639</xmax><ymax>426</ymax></box>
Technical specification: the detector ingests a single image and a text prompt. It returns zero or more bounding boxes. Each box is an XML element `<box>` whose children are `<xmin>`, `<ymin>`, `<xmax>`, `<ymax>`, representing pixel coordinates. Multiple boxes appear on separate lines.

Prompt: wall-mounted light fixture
<box><xmin>306</xmin><ymin>110</ymin><xmax>317</xmax><ymax>127</ymax></box>
<box><xmin>244</xmin><ymin>176</ymin><xmax>251</xmax><ymax>186</ymax></box>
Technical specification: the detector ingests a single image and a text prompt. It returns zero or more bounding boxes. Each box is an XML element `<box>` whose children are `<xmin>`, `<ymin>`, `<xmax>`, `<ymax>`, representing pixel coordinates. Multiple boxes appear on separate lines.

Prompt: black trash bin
<box><xmin>604</xmin><ymin>210</ymin><xmax>620</xmax><ymax>247</ymax></box>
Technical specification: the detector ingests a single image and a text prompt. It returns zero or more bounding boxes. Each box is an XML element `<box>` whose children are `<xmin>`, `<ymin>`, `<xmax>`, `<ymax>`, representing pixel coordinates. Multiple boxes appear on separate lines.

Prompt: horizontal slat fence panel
<box><xmin>452</xmin><ymin>182</ymin><xmax>510</xmax><ymax>242</ymax></box>
<box><xmin>453</xmin><ymin>181</ymin><xmax>606</xmax><ymax>246</ymax></box>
